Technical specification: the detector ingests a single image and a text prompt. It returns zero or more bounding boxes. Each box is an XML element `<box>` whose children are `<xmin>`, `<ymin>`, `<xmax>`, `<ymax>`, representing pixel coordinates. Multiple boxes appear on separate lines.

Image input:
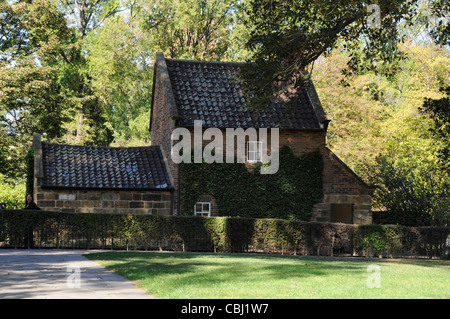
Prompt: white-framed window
<box><xmin>247</xmin><ymin>141</ymin><xmax>263</xmax><ymax>163</ymax></box>
<box><xmin>194</xmin><ymin>202</ymin><xmax>211</xmax><ymax>217</ymax></box>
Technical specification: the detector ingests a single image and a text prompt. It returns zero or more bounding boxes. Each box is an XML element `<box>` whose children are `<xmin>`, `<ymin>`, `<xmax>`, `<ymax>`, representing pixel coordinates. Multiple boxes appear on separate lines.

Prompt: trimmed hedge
<box><xmin>0</xmin><ymin>210</ymin><xmax>448</xmax><ymax>259</ymax></box>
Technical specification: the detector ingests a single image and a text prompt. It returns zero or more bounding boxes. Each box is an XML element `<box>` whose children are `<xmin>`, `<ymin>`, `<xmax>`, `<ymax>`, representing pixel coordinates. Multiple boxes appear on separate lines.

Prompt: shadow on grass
<box><xmin>84</xmin><ymin>251</ymin><xmax>449</xmax><ymax>298</ymax></box>
<box><xmin>85</xmin><ymin>251</ymin><xmax>369</xmax><ymax>285</ymax></box>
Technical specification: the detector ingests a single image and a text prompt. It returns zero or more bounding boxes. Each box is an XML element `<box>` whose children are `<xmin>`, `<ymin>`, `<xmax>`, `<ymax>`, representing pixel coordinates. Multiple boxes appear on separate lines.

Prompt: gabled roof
<box><xmin>150</xmin><ymin>52</ymin><xmax>329</xmax><ymax>131</ymax></box>
<box><xmin>41</xmin><ymin>142</ymin><xmax>173</xmax><ymax>191</ymax></box>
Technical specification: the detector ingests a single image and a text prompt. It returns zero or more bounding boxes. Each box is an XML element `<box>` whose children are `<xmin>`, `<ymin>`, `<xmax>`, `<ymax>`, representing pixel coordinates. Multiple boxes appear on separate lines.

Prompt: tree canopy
<box><xmin>239</xmin><ymin>0</ymin><xmax>448</xmax><ymax>108</ymax></box>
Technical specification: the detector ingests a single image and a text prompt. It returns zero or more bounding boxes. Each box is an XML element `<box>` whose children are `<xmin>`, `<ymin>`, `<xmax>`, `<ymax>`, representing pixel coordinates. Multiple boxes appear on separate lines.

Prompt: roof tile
<box><xmin>41</xmin><ymin>143</ymin><xmax>173</xmax><ymax>191</ymax></box>
<box><xmin>165</xmin><ymin>58</ymin><xmax>321</xmax><ymax>130</ymax></box>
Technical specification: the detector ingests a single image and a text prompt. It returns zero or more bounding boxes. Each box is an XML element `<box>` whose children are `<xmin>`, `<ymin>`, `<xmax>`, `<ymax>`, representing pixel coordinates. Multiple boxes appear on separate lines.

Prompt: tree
<box><xmin>0</xmin><ymin>0</ymin><xmax>122</xmax><ymax>184</ymax></box>
<box><xmin>366</xmin><ymin>155</ymin><xmax>449</xmax><ymax>226</ymax></box>
<box><xmin>0</xmin><ymin>0</ymin><xmax>78</xmax><ymax>182</ymax></box>
<box><xmin>140</xmin><ymin>0</ymin><xmax>237</xmax><ymax>61</ymax></box>
<box><xmin>52</xmin><ymin>0</ymin><xmax>124</xmax><ymax>145</ymax></box>
<box><xmin>312</xmin><ymin>49</ymin><xmax>392</xmax><ymax>170</ymax></box>
<box><xmin>311</xmin><ymin>39</ymin><xmax>449</xmax><ymax>226</ymax></box>
<box><xmin>86</xmin><ymin>5</ymin><xmax>153</xmax><ymax>145</ymax></box>
<box><xmin>419</xmin><ymin>85</ymin><xmax>450</xmax><ymax>170</ymax></box>
<box><xmin>0</xmin><ymin>0</ymin><xmax>75</xmax><ymax>139</ymax></box>
<box><xmin>428</xmin><ymin>0</ymin><xmax>450</xmax><ymax>46</ymax></box>
<box><xmin>0</xmin><ymin>173</ymin><xmax>26</xmax><ymax>209</ymax></box>
<box><xmin>239</xmin><ymin>0</ymin><xmax>432</xmax><ymax>109</ymax></box>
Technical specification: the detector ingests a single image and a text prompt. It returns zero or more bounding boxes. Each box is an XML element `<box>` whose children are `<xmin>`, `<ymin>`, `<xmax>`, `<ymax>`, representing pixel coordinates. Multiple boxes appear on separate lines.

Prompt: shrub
<box><xmin>0</xmin><ymin>210</ymin><xmax>448</xmax><ymax>258</ymax></box>
<box><xmin>366</xmin><ymin>156</ymin><xmax>450</xmax><ymax>226</ymax></box>
<box><xmin>0</xmin><ymin>174</ymin><xmax>26</xmax><ymax>209</ymax></box>
<box><xmin>357</xmin><ymin>225</ymin><xmax>402</xmax><ymax>257</ymax></box>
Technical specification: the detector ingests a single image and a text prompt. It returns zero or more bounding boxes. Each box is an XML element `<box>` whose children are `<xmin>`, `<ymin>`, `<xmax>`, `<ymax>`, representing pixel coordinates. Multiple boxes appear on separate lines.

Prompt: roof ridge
<box><xmin>41</xmin><ymin>141</ymin><xmax>157</xmax><ymax>149</ymax></box>
<box><xmin>165</xmin><ymin>57</ymin><xmax>246</xmax><ymax>66</ymax></box>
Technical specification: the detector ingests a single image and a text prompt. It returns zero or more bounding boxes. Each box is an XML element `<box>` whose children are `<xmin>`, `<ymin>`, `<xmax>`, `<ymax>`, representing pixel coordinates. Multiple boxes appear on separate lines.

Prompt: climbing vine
<box><xmin>180</xmin><ymin>146</ymin><xmax>324</xmax><ymax>221</ymax></box>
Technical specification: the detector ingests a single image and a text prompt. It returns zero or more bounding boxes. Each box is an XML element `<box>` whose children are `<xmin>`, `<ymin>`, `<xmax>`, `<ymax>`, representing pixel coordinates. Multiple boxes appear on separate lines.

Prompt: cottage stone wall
<box><xmin>279</xmin><ymin>131</ymin><xmax>373</xmax><ymax>225</ymax></box>
<box><xmin>150</xmin><ymin>55</ymin><xmax>180</xmax><ymax>214</ymax></box>
<box><xmin>33</xmin><ymin>134</ymin><xmax>173</xmax><ymax>215</ymax></box>
<box><xmin>34</xmin><ymin>185</ymin><xmax>173</xmax><ymax>215</ymax></box>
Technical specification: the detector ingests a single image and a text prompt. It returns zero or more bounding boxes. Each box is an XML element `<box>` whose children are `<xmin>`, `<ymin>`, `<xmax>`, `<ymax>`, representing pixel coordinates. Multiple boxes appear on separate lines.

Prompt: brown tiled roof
<box><xmin>163</xmin><ymin>57</ymin><xmax>325</xmax><ymax>130</ymax></box>
<box><xmin>41</xmin><ymin>143</ymin><xmax>173</xmax><ymax>190</ymax></box>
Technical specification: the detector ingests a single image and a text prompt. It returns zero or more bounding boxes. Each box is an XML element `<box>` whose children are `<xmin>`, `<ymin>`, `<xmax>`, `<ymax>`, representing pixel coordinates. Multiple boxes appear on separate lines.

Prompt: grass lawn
<box><xmin>84</xmin><ymin>251</ymin><xmax>449</xmax><ymax>299</ymax></box>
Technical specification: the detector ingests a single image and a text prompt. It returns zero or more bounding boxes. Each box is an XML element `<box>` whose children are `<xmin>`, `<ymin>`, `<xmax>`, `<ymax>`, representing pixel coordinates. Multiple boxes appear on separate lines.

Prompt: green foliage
<box><xmin>429</xmin><ymin>0</ymin><xmax>450</xmax><ymax>46</ymax></box>
<box><xmin>0</xmin><ymin>174</ymin><xmax>26</xmax><ymax>209</ymax></box>
<box><xmin>0</xmin><ymin>211</ymin><xmax>448</xmax><ymax>259</ymax></box>
<box><xmin>0</xmin><ymin>1</ymin><xmax>70</xmax><ymax>176</ymax></box>
<box><xmin>240</xmin><ymin>0</ymin><xmax>422</xmax><ymax>109</ymax></box>
<box><xmin>85</xmin><ymin>11</ymin><xmax>153</xmax><ymax>146</ymax></box>
<box><xmin>419</xmin><ymin>85</ymin><xmax>450</xmax><ymax>170</ymax></box>
<box><xmin>358</xmin><ymin>225</ymin><xmax>402</xmax><ymax>257</ymax></box>
<box><xmin>0</xmin><ymin>132</ymin><xmax>26</xmax><ymax>181</ymax></box>
<box><xmin>366</xmin><ymin>155</ymin><xmax>449</xmax><ymax>227</ymax></box>
<box><xmin>180</xmin><ymin>146</ymin><xmax>323</xmax><ymax>221</ymax></box>
<box><xmin>313</xmin><ymin>41</ymin><xmax>450</xmax><ymax>227</ymax></box>
<box><xmin>140</xmin><ymin>0</ymin><xmax>237</xmax><ymax>61</ymax></box>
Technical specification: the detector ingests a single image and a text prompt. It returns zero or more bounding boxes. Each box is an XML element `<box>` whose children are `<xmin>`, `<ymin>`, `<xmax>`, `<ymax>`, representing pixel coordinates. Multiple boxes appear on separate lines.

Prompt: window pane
<box><xmin>248</xmin><ymin>151</ymin><xmax>255</xmax><ymax>161</ymax></box>
<box><xmin>247</xmin><ymin>141</ymin><xmax>263</xmax><ymax>162</ymax></box>
<box><xmin>195</xmin><ymin>202</ymin><xmax>211</xmax><ymax>216</ymax></box>
<box><xmin>257</xmin><ymin>142</ymin><xmax>262</xmax><ymax>161</ymax></box>
<box><xmin>258</xmin><ymin>142</ymin><xmax>262</xmax><ymax>158</ymax></box>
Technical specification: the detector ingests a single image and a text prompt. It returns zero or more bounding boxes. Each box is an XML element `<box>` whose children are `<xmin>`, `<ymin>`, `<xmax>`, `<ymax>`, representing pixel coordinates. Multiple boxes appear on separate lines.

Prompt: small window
<box><xmin>194</xmin><ymin>202</ymin><xmax>211</xmax><ymax>217</ymax></box>
<box><xmin>247</xmin><ymin>141</ymin><xmax>262</xmax><ymax>163</ymax></box>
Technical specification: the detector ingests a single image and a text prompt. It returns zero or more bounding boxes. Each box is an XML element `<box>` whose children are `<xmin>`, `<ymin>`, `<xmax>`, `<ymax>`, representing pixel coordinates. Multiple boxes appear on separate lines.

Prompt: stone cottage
<box><xmin>33</xmin><ymin>52</ymin><xmax>373</xmax><ymax>224</ymax></box>
<box><xmin>149</xmin><ymin>52</ymin><xmax>373</xmax><ymax>224</ymax></box>
<box><xmin>33</xmin><ymin>134</ymin><xmax>174</xmax><ymax>215</ymax></box>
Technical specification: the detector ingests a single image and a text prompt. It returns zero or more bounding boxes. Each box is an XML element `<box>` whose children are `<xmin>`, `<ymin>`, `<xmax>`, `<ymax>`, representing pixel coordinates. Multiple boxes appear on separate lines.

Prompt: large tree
<box><xmin>0</xmin><ymin>0</ymin><xmax>77</xmax><ymax>180</ymax></box>
<box><xmin>140</xmin><ymin>0</ymin><xmax>237</xmax><ymax>61</ymax></box>
<box><xmin>239</xmin><ymin>0</ymin><xmax>449</xmax><ymax>109</ymax></box>
<box><xmin>0</xmin><ymin>0</ymin><xmax>126</xmax><ymax>184</ymax></box>
<box><xmin>53</xmin><ymin>0</ymin><xmax>125</xmax><ymax>145</ymax></box>
<box><xmin>0</xmin><ymin>0</ymin><xmax>75</xmax><ymax>138</ymax></box>
<box><xmin>419</xmin><ymin>85</ymin><xmax>450</xmax><ymax>170</ymax></box>
<box><xmin>86</xmin><ymin>4</ymin><xmax>153</xmax><ymax>145</ymax></box>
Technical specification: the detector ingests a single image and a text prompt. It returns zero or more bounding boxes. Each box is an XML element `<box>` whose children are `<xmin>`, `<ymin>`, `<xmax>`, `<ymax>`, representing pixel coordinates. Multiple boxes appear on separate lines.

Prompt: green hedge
<box><xmin>1</xmin><ymin>210</ymin><xmax>448</xmax><ymax>259</ymax></box>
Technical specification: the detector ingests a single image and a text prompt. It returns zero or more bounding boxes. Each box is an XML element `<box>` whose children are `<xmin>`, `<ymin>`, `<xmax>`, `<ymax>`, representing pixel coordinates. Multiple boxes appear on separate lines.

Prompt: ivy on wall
<box><xmin>180</xmin><ymin>146</ymin><xmax>324</xmax><ymax>221</ymax></box>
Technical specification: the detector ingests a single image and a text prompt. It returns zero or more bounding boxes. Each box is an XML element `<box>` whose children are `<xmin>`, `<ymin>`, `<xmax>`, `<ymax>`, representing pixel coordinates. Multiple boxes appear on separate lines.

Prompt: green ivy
<box><xmin>180</xmin><ymin>146</ymin><xmax>324</xmax><ymax>221</ymax></box>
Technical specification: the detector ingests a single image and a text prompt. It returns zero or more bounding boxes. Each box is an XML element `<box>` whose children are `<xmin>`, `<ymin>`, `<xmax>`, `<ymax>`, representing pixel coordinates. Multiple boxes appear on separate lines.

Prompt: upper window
<box><xmin>247</xmin><ymin>141</ymin><xmax>262</xmax><ymax>163</ymax></box>
<box><xmin>194</xmin><ymin>202</ymin><xmax>211</xmax><ymax>217</ymax></box>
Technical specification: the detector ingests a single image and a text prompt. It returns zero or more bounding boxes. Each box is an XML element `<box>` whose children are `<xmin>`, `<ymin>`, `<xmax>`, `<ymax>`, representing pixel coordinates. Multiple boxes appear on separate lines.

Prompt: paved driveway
<box><xmin>0</xmin><ymin>249</ymin><xmax>153</xmax><ymax>299</ymax></box>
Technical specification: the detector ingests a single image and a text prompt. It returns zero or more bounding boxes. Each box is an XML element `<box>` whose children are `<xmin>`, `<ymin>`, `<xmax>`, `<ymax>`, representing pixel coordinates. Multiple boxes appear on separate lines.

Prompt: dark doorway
<box><xmin>330</xmin><ymin>203</ymin><xmax>353</xmax><ymax>224</ymax></box>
